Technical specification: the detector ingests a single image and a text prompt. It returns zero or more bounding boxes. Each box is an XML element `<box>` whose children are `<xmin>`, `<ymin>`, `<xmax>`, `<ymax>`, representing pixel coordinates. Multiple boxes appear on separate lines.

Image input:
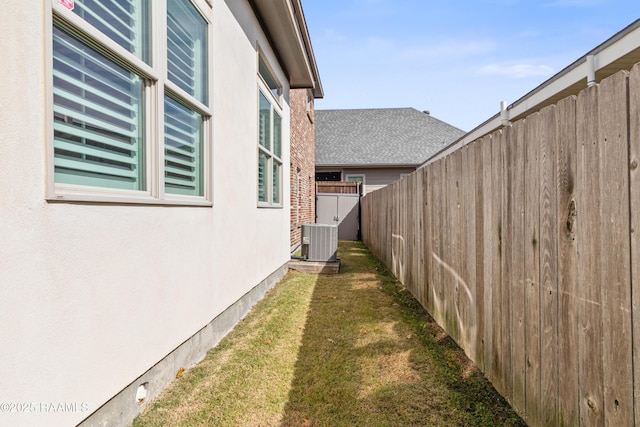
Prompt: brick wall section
<box><xmin>289</xmin><ymin>88</ymin><xmax>316</xmax><ymax>250</ymax></box>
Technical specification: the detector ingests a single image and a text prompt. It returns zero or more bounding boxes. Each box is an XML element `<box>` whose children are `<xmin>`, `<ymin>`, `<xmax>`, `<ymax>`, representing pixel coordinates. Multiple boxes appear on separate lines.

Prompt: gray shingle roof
<box><xmin>315</xmin><ymin>108</ymin><xmax>466</xmax><ymax>166</ymax></box>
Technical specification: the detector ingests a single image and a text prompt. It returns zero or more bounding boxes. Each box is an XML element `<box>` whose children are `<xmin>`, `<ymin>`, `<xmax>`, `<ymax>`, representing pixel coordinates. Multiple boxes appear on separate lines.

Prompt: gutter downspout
<box><xmin>500</xmin><ymin>100</ymin><xmax>511</xmax><ymax>127</ymax></box>
<box><xmin>586</xmin><ymin>54</ymin><xmax>597</xmax><ymax>86</ymax></box>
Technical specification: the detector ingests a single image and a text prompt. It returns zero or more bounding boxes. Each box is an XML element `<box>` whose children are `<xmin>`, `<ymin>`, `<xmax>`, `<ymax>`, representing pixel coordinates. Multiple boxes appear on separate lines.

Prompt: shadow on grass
<box><xmin>279</xmin><ymin>241</ymin><xmax>525</xmax><ymax>427</ymax></box>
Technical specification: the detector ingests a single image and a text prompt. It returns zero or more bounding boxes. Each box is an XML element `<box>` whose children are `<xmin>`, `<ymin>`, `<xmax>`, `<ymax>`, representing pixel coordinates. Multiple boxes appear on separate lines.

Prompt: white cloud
<box><xmin>516</xmin><ymin>30</ymin><xmax>542</xmax><ymax>38</ymax></box>
<box><xmin>364</xmin><ymin>36</ymin><xmax>395</xmax><ymax>50</ymax></box>
<box><xmin>478</xmin><ymin>63</ymin><xmax>554</xmax><ymax>78</ymax></box>
<box><xmin>321</xmin><ymin>28</ymin><xmax>348</xmax><ymax>43</ymax></box>
<box><xmin>400</xmin><ymin>39</ymin><xmax>496</xmax><ymax>61</ymax></box>
<box><xmin>544</xmin><ymin>0</ymin><xmax>603</xmax><ymax>6</ymax></box>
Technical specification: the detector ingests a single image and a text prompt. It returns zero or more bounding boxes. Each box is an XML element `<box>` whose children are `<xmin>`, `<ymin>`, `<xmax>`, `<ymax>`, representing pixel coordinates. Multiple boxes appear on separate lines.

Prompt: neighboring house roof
<box><xmin>315</xmin><ymin>108</ymin><xmax>465</xmax><ymax>167</ymax></box>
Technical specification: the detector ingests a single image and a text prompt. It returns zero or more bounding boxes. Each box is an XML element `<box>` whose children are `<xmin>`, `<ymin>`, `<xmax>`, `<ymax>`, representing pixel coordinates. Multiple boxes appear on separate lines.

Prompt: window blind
<box><xmin>258</xmin><ymin>151</ymin><xmax>268</xmax><ymax>202</ymax></box>
<box><xmin>167</xmin><ymin>0</ymin><xmax>207</xmax><ymax>104</ymax></box>
<box><xmin>272</xmin><ymin>112</ymin><xmax>282</xmax><ymax>204</ymax></box>
<box><xmin>72</xmin><ymin>0</ymin><xmax>149</xmax><ymax>62</ymax></box>
<box><xmin>259</xmin><ymin>93</ymin><xmax>271</xmax><ymax>150</ymax></box>
<box><xmin>272</xmin><ymin>162</ymin><xmax>281</xmax><ymax>204</ymax></box>
<box><xmin>53</xmin><ymin>26</ymin><xmax>145</xmax><ymax>190</ymax></box>
<box><xmin>164</xmin><ymin>96</ymin><xmax>203</xmax><ymax>196</ymax></box>
<box><xmin>273</xmin><ymin>111</ymin><xmax>282</xmax><ymax>157</ymax></box>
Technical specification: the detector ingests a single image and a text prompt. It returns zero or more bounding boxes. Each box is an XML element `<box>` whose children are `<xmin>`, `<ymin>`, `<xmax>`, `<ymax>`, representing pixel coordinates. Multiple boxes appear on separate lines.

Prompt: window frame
<box><xmin>315</xmin><ymin>171</ymin><xmax>341</xmax><ymax>181</ymax></box>
<box><xmin>345</xmin><ymin>174</ymin><xmax>365</xmax><ymax>184</ymax></box>
<box><xmin>345</xmin><ymin>174</ymin><xmax>365</xmax><ymax>193</ymax></box>
<box><xmin>256</xmin><ymin>53</ymin><xmax>284</xmax><ymax>208</ymax></box>
<box><xmin>45</xmin><ymin>0</ymin><xmax>213</xmax><ymax>206</ymax></box>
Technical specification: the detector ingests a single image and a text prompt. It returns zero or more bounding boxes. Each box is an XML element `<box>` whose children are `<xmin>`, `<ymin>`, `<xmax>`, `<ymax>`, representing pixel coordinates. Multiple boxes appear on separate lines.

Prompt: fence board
<box><xmin>421</xmin><ymin>169</ymin><xmax>428</xmax><ymax>307</ymax></box>
<box><xmin>524</xmin><ymin>112</ymin><xmax>542</xmax><ymax>424</ymax></box>
<box><xmin>556</xmin><ymin>95</ymin><xmax>580</xmax><ymax>427</ymax></box>
<box><xmin>392</xmin><ymin>181</ymin><xmax>399</xmax><ymax>280</ymax></box>
<box><xmin>410</xmin><ymin>173</ymin><xmax>419</xmax><ymax>298</ymax></box>
<box><xmin>407</xmin><ymin>177</ymin><xmax>412</xmax><ymax>297</ymax></box>
<box><xmin>630</xmin><ymin>63</ymin><xmax>640</xmax><ymax>427</ymax></box>
<box><xmin>473</xmin><ymin>140</ymin><xmax>485</xmax><ymax>370</ymax></box>
<box><xmin>417</xmin><ymin>171</ymin><xmax>425</xmax><ymax>306</ymax></box>
<box><xmin>482</xmin><ymin>135</ymin><xmax>494</xmax><ymax>379</ymax></box>
<box><xmin>598</xmin><ymin>70</ymin><xmax>633</xmax><ymax>426</ymax></box>
<box><xmin>387</xmin><ymin>184</ymin><xmax>393</xmax><ymax>267</ymax></box>
<box><xmin>408</xmin><ymin>174</ymin><xmax>417</xmax><ymax>301</ymax></box>
<box><xmin>400</xmin><ymin>179</ymin><xmax>407</xmax><ymax>283</ymax></box>
<box><xmin>510</xmin><ymin>119</ymin><xmax>527</xmax><ymax>415</ymax></box>
<box><xmin>500</xmin><ymin>128</ymin><xmax>514</xmax><ymax>400</ymax></box>
<box><xmin>448</xmin><ymin>152</ymin><xmax>462</xmax><ymax>342</ymax></box>
<box><xmin>443</xmin><ymin>156</ymin><xmax>453</xmax><ymax>337</ymax></box>
<box><xmin>462</xmin><ymin>145</ymin><xmax>477</xmax><ymax>359</ymax></box>
<box><xmin>491</xmin><ymin>133</ymin><xmax>503</xmax><ymax>388</ymax></box>
<box><xmin>431</xmin><ymin>160</ymin><xmax>445</xmax><ymax>325</ymax></box>
<box><xmin>403</xmin><ymin>178</ymin><xmax>410</xmax><ymax>286</ymax></box>
<box><xmin>419</xmin><ymin>168</ymin><xmax>428</xmax><ymax>307</ymax></box>
<box><xmin>424</xmin><ymin>167</ymin><xmax>433</xmax><ymax>313</ymax></box>
<box><xmin>538</xmin><ymin>104</ymin><xmax>559</xmax><ymax>426</ymax></box>
<box><xmin>576</xmin><ymin>83</ymin><xmax>604</xmax><ymax>425</ymax></box>
<box><xmin>438</xmin><ymin>159</ymin><xmax>447</xmax><ymax>326</ymax></box>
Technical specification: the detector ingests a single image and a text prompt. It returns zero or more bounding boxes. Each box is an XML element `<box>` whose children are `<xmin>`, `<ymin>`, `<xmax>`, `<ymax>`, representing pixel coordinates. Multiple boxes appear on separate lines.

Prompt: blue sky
<box><xmin>303</xmin><ymin>1</ymin><xmax>639</xmax><ymax>131</ymax></box>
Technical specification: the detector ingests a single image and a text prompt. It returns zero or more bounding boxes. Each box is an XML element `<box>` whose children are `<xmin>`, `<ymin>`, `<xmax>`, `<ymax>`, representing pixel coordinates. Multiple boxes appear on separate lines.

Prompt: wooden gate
<box><xmin>316</xmin><ymin>182</ymin><xmax>361</xmax><ymax>240</ymax></box>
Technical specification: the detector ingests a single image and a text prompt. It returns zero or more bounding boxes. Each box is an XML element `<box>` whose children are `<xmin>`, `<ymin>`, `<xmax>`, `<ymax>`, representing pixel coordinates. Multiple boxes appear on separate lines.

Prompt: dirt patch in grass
<box><xmin>134</xmin><ymin>241</ymin><xmax>525</xmax><ymax>427</ymax></box>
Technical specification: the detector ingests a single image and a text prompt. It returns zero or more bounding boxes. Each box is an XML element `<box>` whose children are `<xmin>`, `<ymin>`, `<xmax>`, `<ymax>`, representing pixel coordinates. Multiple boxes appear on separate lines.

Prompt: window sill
<box><xmin>48</xmin><ymin>187</ymin><xmax>212</xmax><ymax>207</ymax></box>
<box><xmin>257</xmin><ymin>203</ymin><xmax>283</xmax><ymax>209</ymax></box>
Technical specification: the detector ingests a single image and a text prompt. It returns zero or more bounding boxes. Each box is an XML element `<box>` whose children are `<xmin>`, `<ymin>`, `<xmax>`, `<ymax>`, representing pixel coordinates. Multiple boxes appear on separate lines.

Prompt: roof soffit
<box><xmin>249</xmin><ymin>0</ymin><xmax>323</xmax><ymax>97</ymax></box>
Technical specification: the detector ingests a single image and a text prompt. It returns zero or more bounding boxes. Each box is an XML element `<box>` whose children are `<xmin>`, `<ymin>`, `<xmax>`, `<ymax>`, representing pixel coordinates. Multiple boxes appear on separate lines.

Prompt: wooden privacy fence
<box><xmin>361</xmin><ymin>64</ymin><xmax>640</xmax><ymax>427</ymax></box>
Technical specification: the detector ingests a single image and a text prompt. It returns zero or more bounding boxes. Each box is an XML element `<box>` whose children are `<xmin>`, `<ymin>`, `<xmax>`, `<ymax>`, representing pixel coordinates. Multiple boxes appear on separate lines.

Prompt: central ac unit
<box><xmin>301</xmin><ymin>224</ymin><xmax>338</xmax><ymax>262</ymax></box>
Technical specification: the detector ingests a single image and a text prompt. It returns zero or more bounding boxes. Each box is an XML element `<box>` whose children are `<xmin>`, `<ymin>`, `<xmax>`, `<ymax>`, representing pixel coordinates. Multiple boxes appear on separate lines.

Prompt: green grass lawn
<box><xmin>134</xmin><ymin>241</ymin><xmax>525</xmax><ymax>427</ymax></box>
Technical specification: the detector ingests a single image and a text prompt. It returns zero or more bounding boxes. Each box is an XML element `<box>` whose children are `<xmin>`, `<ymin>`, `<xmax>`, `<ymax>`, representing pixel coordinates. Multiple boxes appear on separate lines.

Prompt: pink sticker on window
<box><xmin>60</xmin><ymin>0</ymin><xmax>74</xmax><ymax>11</ymax></box>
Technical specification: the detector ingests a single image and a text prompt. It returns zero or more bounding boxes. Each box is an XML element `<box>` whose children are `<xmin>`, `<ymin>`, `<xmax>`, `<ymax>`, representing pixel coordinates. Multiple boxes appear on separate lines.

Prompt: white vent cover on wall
<box><xmin>301</xmin><ymin>224</ymin><xmax>338</xmax><ymax>262</ymax></box>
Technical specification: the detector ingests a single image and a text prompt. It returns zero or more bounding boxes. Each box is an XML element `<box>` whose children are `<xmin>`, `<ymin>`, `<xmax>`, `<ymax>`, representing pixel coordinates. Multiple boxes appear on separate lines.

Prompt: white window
<box><xmin>346</xmin><ymin>174</ymin><xmax>365</xmax><ymax>193</ymax></box>
<box><xmin>345</xmin><ymin>174</ymin><xmax>365</xmax><ymax>184</ymax></box>
<box><xmin>257</xmin><ymin>55</ymin><xmax>283</xmax><ymax>207</ymax></box>
<box><xmin>48</xmin><ymin>0</ymin><xmax>212</xmax><ymax>204</ymax></box>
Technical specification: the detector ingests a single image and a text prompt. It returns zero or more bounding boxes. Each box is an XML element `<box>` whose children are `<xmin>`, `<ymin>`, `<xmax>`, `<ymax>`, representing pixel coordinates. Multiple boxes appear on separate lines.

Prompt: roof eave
<box><xmin>249</xmin><ymin>0</ymin><xmax>324</xmax><ymax>98</ymax></box>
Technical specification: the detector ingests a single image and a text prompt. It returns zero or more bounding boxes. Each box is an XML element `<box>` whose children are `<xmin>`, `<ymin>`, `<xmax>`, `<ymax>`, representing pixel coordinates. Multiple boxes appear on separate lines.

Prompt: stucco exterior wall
<box><xmin>0</xmin><ymin>1</ymin><xmax>291</xmax><ymax>426</ymax></box>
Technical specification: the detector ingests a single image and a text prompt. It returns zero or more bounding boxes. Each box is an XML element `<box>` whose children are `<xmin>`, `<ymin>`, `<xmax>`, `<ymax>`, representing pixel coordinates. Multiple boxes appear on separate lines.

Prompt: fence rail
<box><xmin>361</xmin><ymin>64</ymin><xmax>640</xmax><ymax>427</ymax></box>
<box><xmin>316</xmin><ymin>181</ymin><xmax>361</xmax><ymax>194</ymax></box>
